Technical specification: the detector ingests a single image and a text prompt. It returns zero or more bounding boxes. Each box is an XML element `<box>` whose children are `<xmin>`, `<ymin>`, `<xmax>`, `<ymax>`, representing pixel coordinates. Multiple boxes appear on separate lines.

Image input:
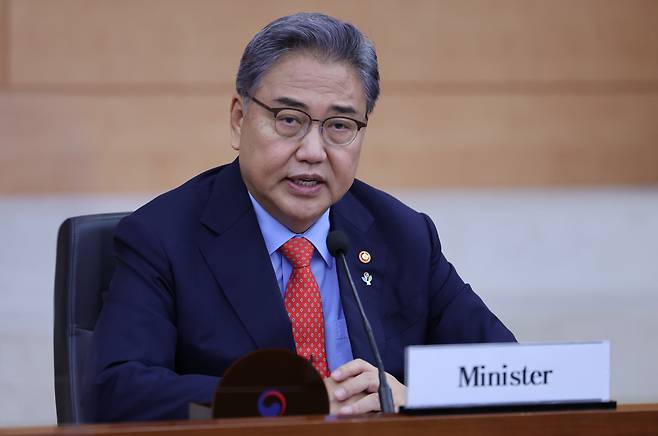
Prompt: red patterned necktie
<box><xmin>278</xmin><ymin>237</ymin><xmax>330</xmax><ymax>378</ymax></box>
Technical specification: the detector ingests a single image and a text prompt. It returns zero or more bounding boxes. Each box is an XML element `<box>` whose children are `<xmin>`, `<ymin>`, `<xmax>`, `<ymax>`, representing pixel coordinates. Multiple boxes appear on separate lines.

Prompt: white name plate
<box><xmin>405</xmin><ymin>341</ymin><xmax>610</xmax><ymax>409</ymax></box>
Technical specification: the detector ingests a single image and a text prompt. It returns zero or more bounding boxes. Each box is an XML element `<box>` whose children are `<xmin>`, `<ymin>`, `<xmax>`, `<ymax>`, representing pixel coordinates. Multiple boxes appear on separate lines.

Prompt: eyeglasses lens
<box><xmin>274</xmin><ymin>109</ymin><xmax>357</xmax><ymax>146</ymax></box>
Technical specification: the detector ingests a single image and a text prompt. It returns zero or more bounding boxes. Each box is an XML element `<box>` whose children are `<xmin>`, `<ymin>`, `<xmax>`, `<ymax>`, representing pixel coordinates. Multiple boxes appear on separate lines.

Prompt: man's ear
<box><xmin>230</xmin><ymin>95</ymin><xmax>244</xmax><ymax>151</ymax></box>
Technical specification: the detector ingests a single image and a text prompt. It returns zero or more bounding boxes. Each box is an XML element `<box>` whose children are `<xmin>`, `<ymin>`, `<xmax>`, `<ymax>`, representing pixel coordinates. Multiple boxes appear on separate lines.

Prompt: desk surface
<box><xmin>2</xmin><ymin>404</ymin><xmax>657</xmax><ymax>436</ymax></box>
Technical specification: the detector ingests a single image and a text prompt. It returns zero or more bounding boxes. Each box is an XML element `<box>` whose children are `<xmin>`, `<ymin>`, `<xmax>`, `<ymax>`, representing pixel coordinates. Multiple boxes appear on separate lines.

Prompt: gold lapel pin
<box><xmin>358</xmin><ymin>250</ymin><xmax>371</xmax><ymax>264</ymax></box>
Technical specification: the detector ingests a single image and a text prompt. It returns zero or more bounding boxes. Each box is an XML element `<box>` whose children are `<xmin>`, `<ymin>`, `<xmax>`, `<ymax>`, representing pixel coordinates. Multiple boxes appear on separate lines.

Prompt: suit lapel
<box><xmin>198</xmin><ymin>160</ymin><xmax>295</xmax><ymax>351</ymax></box>
<box><xmin>331</xmin><ymin>190</ymin><xmax>388</xmax><ymax>364</ymax></box>
<box><xmin>196</xmin><ymin>163</ymin><xmax>387</xmax><ymax>362</ymax></box>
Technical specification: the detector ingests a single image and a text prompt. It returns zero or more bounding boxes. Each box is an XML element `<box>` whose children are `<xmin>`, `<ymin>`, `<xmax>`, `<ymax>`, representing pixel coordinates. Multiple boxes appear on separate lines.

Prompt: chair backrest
<box><xmin>53</xmin><ymin>212</ymin><xmax>130</xmax><ymax>424</ymax></box>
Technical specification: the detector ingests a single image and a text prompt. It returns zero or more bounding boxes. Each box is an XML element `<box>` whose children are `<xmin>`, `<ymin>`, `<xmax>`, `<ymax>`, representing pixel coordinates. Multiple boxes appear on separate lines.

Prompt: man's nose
<box><xmin>295</xmin><ymin>122</ymin><xmax>327</xmax><ymax>163</ymax></box>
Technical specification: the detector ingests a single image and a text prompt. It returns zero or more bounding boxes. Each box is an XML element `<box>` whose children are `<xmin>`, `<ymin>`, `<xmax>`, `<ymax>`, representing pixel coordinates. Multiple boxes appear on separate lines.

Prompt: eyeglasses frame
<box><xmin>246</xmin><ymin>94</ymin><xmax>368</xmax><ymax>146</ymax></box>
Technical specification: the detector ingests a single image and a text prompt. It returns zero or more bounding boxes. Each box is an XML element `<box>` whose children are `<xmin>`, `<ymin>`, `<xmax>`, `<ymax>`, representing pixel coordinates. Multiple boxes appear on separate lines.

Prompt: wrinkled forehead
<box><xmin>253</xmin><ymin>48</ymin><xmax>365</xmax><ymax>91</ymax></box>
<box><xmin>254</xmin><ymin>52</ymin><xmax>367</xmax><ymax>114</ymax></box>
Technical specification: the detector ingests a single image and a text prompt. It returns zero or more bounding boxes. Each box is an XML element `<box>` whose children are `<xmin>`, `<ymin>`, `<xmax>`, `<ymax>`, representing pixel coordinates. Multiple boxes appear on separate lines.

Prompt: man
<box><xmin>87</xmin><ymin>12</ymin><xmax>515</xmax><ymax>422</ymax></box>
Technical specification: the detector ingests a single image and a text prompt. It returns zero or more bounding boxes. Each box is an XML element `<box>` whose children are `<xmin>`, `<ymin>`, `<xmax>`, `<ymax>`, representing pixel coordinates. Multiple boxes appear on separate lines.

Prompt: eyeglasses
<box><xmin>247</xmin><ymin>95</ymin><xmax>367</xmax><ymax>147</ymax></box>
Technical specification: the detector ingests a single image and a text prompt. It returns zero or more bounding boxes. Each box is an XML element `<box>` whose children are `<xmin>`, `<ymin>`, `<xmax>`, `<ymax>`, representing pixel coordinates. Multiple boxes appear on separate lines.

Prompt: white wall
<box><xmin>1</xmin><ymin>188</ymin><xmax>657</xmax><ymax>426</ymax></box>
<box><xmin>398</xmin><ymin>188</ymin><xmax>658</xmax><ymax>406</ymax></box>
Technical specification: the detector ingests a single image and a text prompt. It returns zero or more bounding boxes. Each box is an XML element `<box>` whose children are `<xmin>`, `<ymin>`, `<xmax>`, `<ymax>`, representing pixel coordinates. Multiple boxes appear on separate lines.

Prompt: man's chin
<box><xmin>280</xmin><ymin>204</ymin><xmax>329</xmax><ymax>233</ymax></box>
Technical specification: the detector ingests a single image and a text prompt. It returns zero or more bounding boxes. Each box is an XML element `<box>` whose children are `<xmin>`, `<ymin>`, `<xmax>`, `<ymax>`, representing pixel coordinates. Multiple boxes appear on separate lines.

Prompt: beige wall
<box><xmin>0</xmin><ymin>1</ymin><xmax>7</xmax><ymax>86</ymax></box>
<box><xmin>1</xmin><ymin>0</ymin><xmax>657</xmax><ymax>193</ymax></box>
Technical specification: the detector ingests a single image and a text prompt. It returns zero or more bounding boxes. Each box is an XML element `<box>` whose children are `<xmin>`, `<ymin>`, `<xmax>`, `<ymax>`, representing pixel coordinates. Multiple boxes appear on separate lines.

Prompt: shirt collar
<box><xmin>248</xmin><ymin>192</ymin><xmax>333</xmax><ymax>268</ymax></box>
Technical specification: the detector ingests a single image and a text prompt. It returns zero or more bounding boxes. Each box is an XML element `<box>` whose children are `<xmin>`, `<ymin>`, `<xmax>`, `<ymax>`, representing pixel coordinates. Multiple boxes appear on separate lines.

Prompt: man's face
<box><xmin>230</xmin><ymin>53</ymin><xmax>368</xmax><ymax>233</ymax></box>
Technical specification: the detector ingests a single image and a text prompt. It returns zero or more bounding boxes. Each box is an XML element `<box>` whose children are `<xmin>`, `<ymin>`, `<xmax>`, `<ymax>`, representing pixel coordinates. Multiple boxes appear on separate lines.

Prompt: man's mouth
<box><xmin>288</xmin><ymin>175</ymin><xmax>324</xmax><ymax>187</ymax></box>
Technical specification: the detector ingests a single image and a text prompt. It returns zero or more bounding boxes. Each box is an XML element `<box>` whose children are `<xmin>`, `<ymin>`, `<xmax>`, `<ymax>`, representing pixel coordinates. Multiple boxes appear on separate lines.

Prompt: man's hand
<box><xmin>323</xmin><ymin>358</ymin><xmax>406</xmax><ymax>415</ymax></box>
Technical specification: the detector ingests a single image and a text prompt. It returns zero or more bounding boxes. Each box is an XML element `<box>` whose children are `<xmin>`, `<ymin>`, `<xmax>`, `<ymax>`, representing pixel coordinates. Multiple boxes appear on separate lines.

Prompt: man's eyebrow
<box><xmin>272</xmin><ymin>97</ymin><xmax>359</xmax><ymax>116</ymax></box>
<box><xmin>272</xmin><ymin>96</ymin><xmax>308</xmax><ymax>109</ymax></box>
<box><xmin>329</xmin><ymin>104</ymin><xmax>357</xmax><ymax>116</ymax></box>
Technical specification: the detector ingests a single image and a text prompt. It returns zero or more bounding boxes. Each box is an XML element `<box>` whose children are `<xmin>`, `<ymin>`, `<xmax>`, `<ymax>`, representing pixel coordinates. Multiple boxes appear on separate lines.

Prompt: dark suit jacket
<box><xmin>86</xmin><ymin>159</ymin><xmax>515</xmax><ymax>422</ymax></box>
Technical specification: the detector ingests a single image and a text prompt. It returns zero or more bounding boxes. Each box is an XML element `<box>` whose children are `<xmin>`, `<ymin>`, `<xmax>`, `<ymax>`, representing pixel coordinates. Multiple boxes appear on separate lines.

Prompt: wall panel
<box><xmin>8</xmin><ymin>0</ymin><xmax>658</xmax><ymax>85</ymax></box>
<box><xmin>0</xmin><ymin>0</ymin><xmax>8</xmax><ymax>85</ymax></box>
<box><xmin>2</xmin><ymin>0</ymin><xmax>658</xmax><ymax>193</ymax></box>
<box><xmin>369</xmin><ymin>0</ymin><xmax>658</xmax><ymax>83</ymax></box>
<box><xmin>2</xmin><ymin>92</ymin><xmax>656</xmax><ymax>192</ymax></box>
<box><xmin>0</xmin><ymin>94</ymin><xmax>233</xmax><ymax>192</ymax></box>
<box><xmin>364</xmin><ymin>93</ymin><xmax>658</xmax><ymax>187</ymax></box>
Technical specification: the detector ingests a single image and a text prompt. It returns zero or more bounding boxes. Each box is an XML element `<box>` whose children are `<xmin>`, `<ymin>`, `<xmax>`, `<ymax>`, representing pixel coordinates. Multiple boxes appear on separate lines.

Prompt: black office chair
<box><xmin>53</xmin><ymin>212</ymin><xmax>130</xmax><ymax>424</ymax></box>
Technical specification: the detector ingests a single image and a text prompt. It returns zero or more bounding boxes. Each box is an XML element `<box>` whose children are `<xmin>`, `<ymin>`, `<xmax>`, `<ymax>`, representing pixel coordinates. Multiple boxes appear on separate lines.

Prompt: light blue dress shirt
<box><xmin>248</xmin><ymin>193</ymin><xmax>354</xmax><ymax>372</ymax></box>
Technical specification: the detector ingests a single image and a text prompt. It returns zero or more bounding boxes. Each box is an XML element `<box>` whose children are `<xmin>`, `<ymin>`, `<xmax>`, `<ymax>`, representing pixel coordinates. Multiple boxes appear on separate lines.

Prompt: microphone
<box><xmin>326</xmin><ymin>231</ymin><xmax>395</xmax><ymax>414</ymax></box>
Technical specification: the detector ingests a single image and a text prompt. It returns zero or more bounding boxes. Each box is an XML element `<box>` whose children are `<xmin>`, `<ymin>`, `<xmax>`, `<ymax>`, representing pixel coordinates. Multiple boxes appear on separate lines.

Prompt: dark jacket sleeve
<box><xmin>422</xmin><ymin>213</ymin><xmax>517</xmax><ymax>344</ymax></box>
<box><xmin>84</xmin><ymin>214</ymin><xmax>218</xmax><ymax>422</ymax></box>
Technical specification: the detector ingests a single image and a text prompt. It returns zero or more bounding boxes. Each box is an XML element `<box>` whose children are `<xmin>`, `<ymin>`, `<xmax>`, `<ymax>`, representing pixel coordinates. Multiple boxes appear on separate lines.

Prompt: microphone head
<box><xmin>326</xmin><ymin>231</ymin><xmax>350</xmax><ymax>257</ymax></box>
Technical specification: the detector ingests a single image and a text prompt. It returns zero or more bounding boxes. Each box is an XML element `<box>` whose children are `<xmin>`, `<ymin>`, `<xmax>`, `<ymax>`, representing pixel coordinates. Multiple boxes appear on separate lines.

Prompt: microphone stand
<box><xmin>337</xmin><ymin>253</ymin><xmax>395</xmax><ymax>414</ymax></box>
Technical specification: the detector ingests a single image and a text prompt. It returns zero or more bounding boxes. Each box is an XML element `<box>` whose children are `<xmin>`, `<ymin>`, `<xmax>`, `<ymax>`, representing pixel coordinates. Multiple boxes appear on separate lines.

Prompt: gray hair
<box><xmin>236</xmin><ymin>12</ymin><xmax>380</xmax><ymax>114</ymax></box>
